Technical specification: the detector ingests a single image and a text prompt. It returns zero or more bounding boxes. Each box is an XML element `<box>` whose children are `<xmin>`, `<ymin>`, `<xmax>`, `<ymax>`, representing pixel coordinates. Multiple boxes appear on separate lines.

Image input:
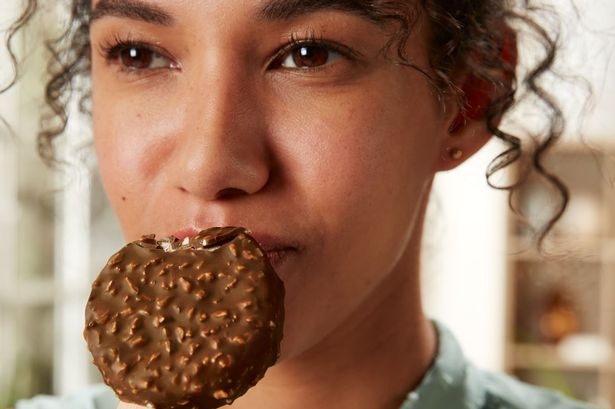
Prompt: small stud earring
<box><xmin>447</xmin><ymin>147</ymin><xmax>463</xmax><ymax>160</ymax></box>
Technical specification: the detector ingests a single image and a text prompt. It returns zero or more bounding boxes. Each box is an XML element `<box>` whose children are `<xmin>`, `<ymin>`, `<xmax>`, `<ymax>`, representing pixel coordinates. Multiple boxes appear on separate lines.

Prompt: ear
<box><xmin>435</xmin><ymin>27</ymin><xmax>517</xmax><ymax>172</ymax></box>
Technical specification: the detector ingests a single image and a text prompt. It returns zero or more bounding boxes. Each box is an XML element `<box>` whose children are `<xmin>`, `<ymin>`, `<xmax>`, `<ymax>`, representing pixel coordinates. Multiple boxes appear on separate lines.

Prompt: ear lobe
<box><xmin>435</xmin><ymin>118</ymin><xmax>492</xmax><ymax>171</ymax></box>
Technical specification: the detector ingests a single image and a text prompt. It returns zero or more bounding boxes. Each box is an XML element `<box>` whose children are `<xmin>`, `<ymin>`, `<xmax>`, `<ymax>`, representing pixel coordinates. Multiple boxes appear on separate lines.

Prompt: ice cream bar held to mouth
<box><xmin>84</xmin><ymin>227</ymin><xmax>285</xmax><ymax>409</ymax></box>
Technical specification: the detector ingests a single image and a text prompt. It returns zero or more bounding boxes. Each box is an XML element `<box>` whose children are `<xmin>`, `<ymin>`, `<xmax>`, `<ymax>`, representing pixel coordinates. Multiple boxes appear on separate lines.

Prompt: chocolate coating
<box><xmin>84</xmin><ymin>227</ymin><xmax>285</xmax><ymax>409</ymax></box>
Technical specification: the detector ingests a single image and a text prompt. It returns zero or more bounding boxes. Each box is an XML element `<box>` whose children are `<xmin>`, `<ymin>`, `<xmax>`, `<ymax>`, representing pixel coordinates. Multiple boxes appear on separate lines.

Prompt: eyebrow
<box><xmin>258</xmin><ymin>0</ymin><xmax>375</xmax><ymax>21</ymax></box>
<box><xmin>90</xmin><ymin>0</ymin><xmax>174</xmax><ymax>25</ymax></box>
<box><xmin>90</xmin><ymin>0</ymin><xmax>375</xmax><ymax>26</ymax></box>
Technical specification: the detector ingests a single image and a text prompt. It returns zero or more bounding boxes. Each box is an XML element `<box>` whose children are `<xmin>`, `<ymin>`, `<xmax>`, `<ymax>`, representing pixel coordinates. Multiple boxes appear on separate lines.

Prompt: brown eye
<box><xmin>292</xmin><ymin>46</ymin><xmax>329</xmax><ymax>67</ymax></box>
<box><xmin>107</xmin><ymin>43</ymin><xmax>177</xmax><ymax>71</ymax></box>
<box><xmin>119</xmin><ymin>47</ymin><xmax>154</xmax><ymax>69</ymax></box>
<box><xmin>280</xmin><ymin>44</ymin><xmax>341</xmax><ymax>69</ymax></box>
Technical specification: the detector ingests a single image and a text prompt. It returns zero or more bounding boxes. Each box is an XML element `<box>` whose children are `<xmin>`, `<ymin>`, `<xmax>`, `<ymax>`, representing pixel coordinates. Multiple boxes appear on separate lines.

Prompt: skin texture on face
<box><xmin>88</xmin><ymin>1</ymin><xmax>483</xmax><ymax>408</ymax></box>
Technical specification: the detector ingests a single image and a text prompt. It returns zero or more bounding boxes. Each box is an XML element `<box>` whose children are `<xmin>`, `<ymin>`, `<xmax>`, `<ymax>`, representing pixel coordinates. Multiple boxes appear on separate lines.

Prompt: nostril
<box><xmin>215</xmin><ymin>187</ymin><xmax>248</xmax><ymax>200</ymax></box>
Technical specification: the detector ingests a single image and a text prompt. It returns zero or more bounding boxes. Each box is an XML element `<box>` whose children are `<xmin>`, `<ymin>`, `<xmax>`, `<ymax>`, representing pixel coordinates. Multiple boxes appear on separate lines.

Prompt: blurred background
<box><xmin>0</xmin><ymin>0</ymin><xmax>614</xmax><ymax>408</ymax></box>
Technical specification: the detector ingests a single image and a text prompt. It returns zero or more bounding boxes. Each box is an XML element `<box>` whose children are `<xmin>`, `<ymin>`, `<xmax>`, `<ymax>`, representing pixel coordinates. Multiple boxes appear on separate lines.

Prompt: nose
<box><xmin>170</xmin><ymin>61</ymin><xmax>271</xmax><ymax>201</ymax></box>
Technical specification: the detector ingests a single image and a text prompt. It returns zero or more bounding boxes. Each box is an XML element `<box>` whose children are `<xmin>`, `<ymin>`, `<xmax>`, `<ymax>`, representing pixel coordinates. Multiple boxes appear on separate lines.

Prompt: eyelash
<box><xmin>98</xmin><ymin>31</ymin><xmax>359</xmax><ymax>75</ymax></box>
<box><xmin>98</xmin><ymin>34</ymin><xmax>178</xmax><ymax>74</ymax></box>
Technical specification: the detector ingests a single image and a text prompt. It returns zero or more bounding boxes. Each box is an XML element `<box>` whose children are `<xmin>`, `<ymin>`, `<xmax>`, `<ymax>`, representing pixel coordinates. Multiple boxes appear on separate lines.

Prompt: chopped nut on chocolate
<box><xmin>84</xmin><ymin>227</ymin><xmax>284</xmax><ymax>409</ymax></box>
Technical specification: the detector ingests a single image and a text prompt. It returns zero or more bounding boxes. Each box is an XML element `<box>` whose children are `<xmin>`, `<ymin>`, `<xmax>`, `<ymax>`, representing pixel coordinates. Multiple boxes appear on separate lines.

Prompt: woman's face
<box><xmin>90</xmin><ymin>0</ymin><xmax>454</xmax><ymax>359</ymax></box>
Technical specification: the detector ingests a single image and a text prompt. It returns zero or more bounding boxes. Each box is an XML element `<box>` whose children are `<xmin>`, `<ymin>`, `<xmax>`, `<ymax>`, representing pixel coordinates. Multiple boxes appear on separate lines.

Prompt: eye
<box><xmin>102</xmin><ymin>40</ymin><xmax>178</xmax><ymax>72</ymax></box>
<box><xmin>279</xmin><ymin>43</ymin><xmax>343</xmax><ymax>69</ymax></box>
<box><xmin>117</xmin><ymin>45</ymin><xmax>173</xmax><ymax>70</ymax></box>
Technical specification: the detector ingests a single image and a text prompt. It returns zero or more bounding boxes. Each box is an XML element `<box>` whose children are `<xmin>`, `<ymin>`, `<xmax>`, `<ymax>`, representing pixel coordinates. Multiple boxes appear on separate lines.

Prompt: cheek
<box><xmin>274</xmin><ymin>83</ymin><xmax>441</xmax><ymax>218</ymax></box>
<box><xmin>305</xmin><ymin>99</ymin><xmax>436</xmax><ymax>270</ymax></box>
<box><xmin>91</xmin><ymin>76</ymin><xmax>187</xmax><ymax>222</ymax></box>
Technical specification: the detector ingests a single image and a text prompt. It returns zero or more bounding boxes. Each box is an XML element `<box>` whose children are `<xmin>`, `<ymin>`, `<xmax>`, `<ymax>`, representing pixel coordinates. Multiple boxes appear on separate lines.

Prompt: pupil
<box><xmin>121</xmin><ymin>47</ymin><xmax>152</xmax><ymax>69</ymax></box>
<box><xmin>293</xmin><ymin>46</ymin><xmax>328</xmax><ymax>68</ymax></box>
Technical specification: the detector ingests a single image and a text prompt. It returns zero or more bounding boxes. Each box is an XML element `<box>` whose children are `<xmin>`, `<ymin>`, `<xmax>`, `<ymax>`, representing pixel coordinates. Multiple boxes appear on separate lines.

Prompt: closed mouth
<box><xmin>171</xmin><ymin>227</ymin><xmax>299</xmax><ymax>271</ymax></box>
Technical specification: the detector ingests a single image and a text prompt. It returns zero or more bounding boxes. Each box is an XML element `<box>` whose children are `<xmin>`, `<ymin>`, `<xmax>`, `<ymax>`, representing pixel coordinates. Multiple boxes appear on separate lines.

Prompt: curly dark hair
<box><xmin>0</xmin><ymin>0</ymin><xmax>37</xmax><ymax>133</ymax></box>
<box><xmin>5</xmin><ymin>0</ymin><xmax>569</xmax><ymax>243</ymax></box>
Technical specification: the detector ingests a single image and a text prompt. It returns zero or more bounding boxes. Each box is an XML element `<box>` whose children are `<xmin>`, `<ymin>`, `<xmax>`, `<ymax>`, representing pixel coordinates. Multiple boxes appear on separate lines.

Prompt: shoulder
<box><xmin>400</xmin><ymin>321</ymin><xmax>597</xmax><ymax>409</ymax></box>
<box><xmin>14</xmin><ymin>384</ymin><xmax>118</xmax><ymax>409</ymax></box>
<box><xmin>469</xmin><ymin>365</ymin><xmax>597</xmax><ymax>409</ymax></box>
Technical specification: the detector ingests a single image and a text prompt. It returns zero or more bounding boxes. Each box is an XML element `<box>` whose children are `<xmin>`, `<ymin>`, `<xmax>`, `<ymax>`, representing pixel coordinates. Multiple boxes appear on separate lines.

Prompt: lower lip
<box><xmin>266</xmin><ymin>248</ymin><xmax>296</xmax><ymax>270</ymax></box>
<box><xmin>171</xmin><ymin>229</ymin><xmax>198</xmax><ymax>241</ymax></box>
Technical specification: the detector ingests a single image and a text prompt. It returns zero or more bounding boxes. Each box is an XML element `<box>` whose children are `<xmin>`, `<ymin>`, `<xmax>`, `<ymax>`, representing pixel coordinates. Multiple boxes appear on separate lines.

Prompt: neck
<box><xmin>229</xmin><ymin>197</ymin><xmax>437</xmax><ymax>409</ymax></box>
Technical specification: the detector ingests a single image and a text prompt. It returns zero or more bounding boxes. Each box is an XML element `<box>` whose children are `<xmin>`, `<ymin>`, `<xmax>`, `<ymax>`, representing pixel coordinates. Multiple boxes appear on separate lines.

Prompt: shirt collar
<box><xmin>399</xmin><ymin>320</ymin><xmax>484</xmax><ymax>409</ymax></box>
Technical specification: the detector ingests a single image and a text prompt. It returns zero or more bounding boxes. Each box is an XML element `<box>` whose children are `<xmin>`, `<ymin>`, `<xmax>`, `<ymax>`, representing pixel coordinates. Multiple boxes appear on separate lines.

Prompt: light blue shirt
<box><xmin>398</xmin><ymin>323</ymin><xmax>595</xmax><ymax>409</ymax></box>
<box><xmin>16</xmin><ymin>322</ymin><xmax>595</xmax><ymax>409</ymax></box>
